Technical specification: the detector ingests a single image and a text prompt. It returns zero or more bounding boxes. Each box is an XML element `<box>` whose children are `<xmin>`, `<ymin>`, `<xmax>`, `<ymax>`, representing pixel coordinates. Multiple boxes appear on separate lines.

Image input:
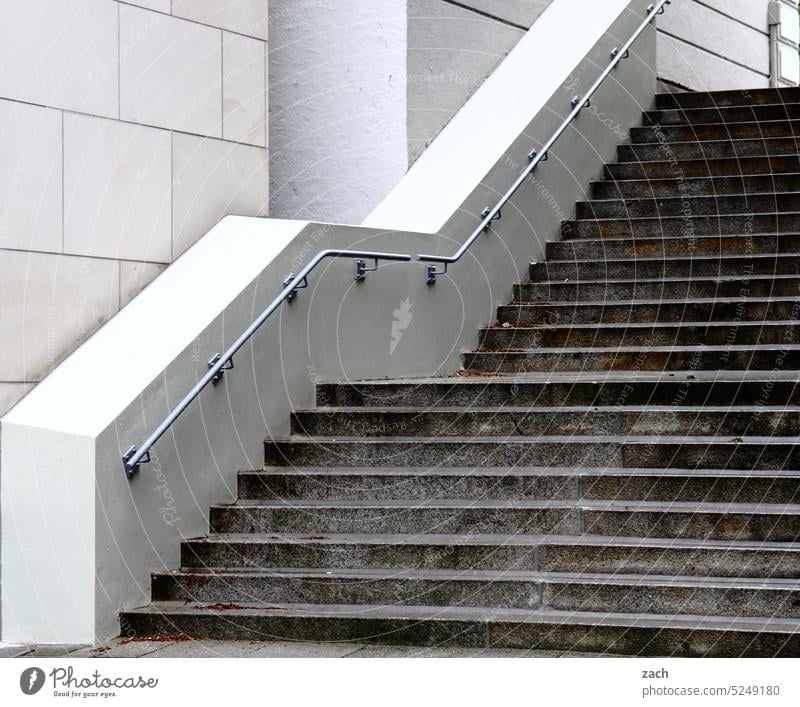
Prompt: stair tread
<box><xmin>471</xmin><ymin>344</ymin><xmax>800</xmax><ymax>353</ymax></box>
<box><xmin>338</xmin><ymin>370</ymin><xmax>800</xmax><ymax>383</ymax></box>
<box><xmin>624</xmin><ymin>137</ymin><xmax>800</xmax><ymax>147</ymax></box>
<box><xmin>156</xmin><ymin>566</ymin><xmax>800</xmax><ymax>589</ymax></box>
<box><xmin>186</xmin><ymin>532</ymin><xmax>800</xmax><ymax>551</ymax></box>
<box><xmin>506</xmin><ymin>297</ymin><xmax>800</xmax><ymax>306</ymax></box>
<box><xmin>571</xmin><ymin>212</ymin><xmax>800</xmax><ymax>223</ymax></box>
<box><xmin>485</xmin><ymin>320</ymin><xmax>800</xmax><ymax>330</ymax></box>
<box><xmin>125</xmin><ymin>600</ymin><xmax>800</xmax><ymax>632</ymax></box>
<box><xmin>223</xmin><ymin>498</ymin><xmax>800</xmax><ymax>513</ymax></box>
<box><xmin>528</xmin><ymin>272</ymin><xmax>800</xmax><ymax>285</ymax></box>
<box><xmin>249</xmin><ymin>464</ymin><xmax>800</xmax><ymax>478</ymax></box>
<box><xmin>536</xmin><ymin>256</ymin><xmax>800</xmax><ymax>266</ymax></box>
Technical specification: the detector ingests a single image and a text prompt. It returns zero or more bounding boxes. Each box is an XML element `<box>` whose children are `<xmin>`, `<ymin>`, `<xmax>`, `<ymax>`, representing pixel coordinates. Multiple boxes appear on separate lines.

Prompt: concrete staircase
<box><xmin>123</xmin><ymin>87</ymin><xmax>800</xmax><ymax>656</ymax></box>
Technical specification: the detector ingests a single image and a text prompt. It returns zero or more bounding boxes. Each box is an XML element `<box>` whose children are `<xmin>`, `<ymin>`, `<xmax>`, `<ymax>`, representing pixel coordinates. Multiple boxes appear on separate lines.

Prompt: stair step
<box><xmin>647</xmin><ymin>103</ymin><xmax>800</xmax><ymax>125</ymax></box>
<box><xmin>547</xmin><ymin>234</ymin><xmax>800</xmax><ymax>260</ymax></box>
<box><xmin>150</xmin><ymin>566</ymin><xmax>800</xmax><ymax>618</ymax></box>
<box><xmin>211</xmin><ymin>497</ymin><xmax>800</xmax><ymax>541</ymax></box>
<box><xmin>497</xmin><ymin>298</ymin><xmax>800</xmax><ymax>326</ymax></box>
<box><xmin>242</xmin><ymin>463</ymin><xmax>800</xmax><ymax>503</ymax></box>
<box><xmin>632</xmin><ymin>120</ymin><xmax>800</xmax><ymax>143</ymax></box>
<box><xmin>592</xmin><ymin>174</ymin><xmax>800</xmax><ymax>199</ymax></box>
<box><xmin>619</xmin><ymin>137</ymin><xmax>800</xmax><ymax>162</ymax></box>
<box><xmin>182</xmin><ymin>532</ymin><xmax>545</xmax><ymax>571</ymax></box>
<box><xmin>481</xmin><ymin>321</ymin><xmax>798</xmax><ymax>348</ymax></box>
<box><xmin>119</xmin><ymin>601</ymin><xmax>800</xmax><ymax>657</ymax></box>
<box><xmin>531</xmin><ymin>254</ymin><xmax>800</xmax><ymax>281</ymax></box>
<box><xmin>563</xmin><ymin>214</ymin><xmax>800</xmax><ymax>239</ymax></box>
<box><xmin>606</xmin><ymin>155</ymin><xmax>800</xmax><ymax>180</ymax></box>
<box><xmin>515</xmin><ymin>273</ymin><xmax>800</xmax><ymax>301</ymax></box>
<box><xmin>540</xmin><ymin>536</ymin><xmax>800</xmax><ymax>579</ymax></box>
<box><xmin>577</xmin><ymin>194</ymin><xmax>800</xmax><ymax>219</ymax></box>
<box><xmin>264</xmin><ymin>435</ymin><xmax>800</xmax><ymax>472</ymax></box>
<box><xmin>317</xmin><ymin>372</ymin><xmax>800</xmax><ymax>408</ymax></box>
<box><xmin>181</xmin><ymin>532</ymin><xmax>800</xmax><ymax>578</ymax></box>
<box><xmin>291</xmin><ymin>404</ymin><xmax>800</xmax><ymax>439</ymax></box>
<box><xmin>656</xmin><ymin>88</ymin><xmax>800</xmax><ymax>109</ymax></box>
<box><xmin>464</xmin><ymin>344</ymin><xmax>800</xmax><ymax>373</ymax></box>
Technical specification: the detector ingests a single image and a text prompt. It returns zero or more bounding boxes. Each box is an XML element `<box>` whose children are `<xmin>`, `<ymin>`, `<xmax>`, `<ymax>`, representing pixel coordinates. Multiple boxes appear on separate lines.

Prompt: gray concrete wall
<box><xmin>268</xmin><ymin>0</ymin><xmax>408</xmax><ymax>224</ymax></box>
<box><xmin>407</xmin><ymin>1</ymin><xmax>554</xmax><ymax>164</ymax></box>
<box><xmin>657</xmin><ymin>0</ymin><xmax>796</xmax><ymax>90</ymax></box>
<box><xmin>0</xmin><ymin>0</ymin><xmax>270</xmax><ymax>417</ymax></box>
<box><xmin>268</xmin><ymin>0</ymin><xmax>556</xmax><ymax>221</ymax></box>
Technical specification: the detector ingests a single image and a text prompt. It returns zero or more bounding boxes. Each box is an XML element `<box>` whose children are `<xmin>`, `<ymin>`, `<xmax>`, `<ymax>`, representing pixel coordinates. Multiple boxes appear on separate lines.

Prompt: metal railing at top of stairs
<box><xmin>416</xmin><ymin>0</ymin><xmax>671</xmax><ymax>283</ymax></box>
<box><xmin>121</xmin><ymin>0</ymin><xmax>669</xmax><ymax>478</ymax></box>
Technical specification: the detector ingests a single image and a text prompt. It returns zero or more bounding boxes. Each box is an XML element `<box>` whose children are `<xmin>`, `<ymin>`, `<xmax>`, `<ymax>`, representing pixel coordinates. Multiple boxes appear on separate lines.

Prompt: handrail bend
<box><xmin>416</xmin><ymin>0</ymin><xmax>670</xmax><ymax>283</ymax></box>
<box><xmin>122</xmin><ymin>249</ymin><xmax>411</xmax><ymax>477</ymax></box>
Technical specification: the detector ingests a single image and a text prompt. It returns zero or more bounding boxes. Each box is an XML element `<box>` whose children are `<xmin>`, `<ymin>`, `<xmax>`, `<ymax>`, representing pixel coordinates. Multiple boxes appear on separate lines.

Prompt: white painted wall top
<box><xmin>3</xmin><ymin>218</ymin><xmax>307</xmax><ymax>437</ymax></box>
<box><xmin>363</xmin><ymin>0</ymin><xmax>632</xmax><ymax>234</ymax></box>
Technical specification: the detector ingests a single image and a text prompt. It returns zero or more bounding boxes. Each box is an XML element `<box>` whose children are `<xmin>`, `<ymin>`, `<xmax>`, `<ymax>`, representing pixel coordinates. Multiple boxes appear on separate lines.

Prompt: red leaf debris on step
<box><xmin>122</xmin><ymin>634</ymin><xmax>192</xmax><ymax>644</ymax></box>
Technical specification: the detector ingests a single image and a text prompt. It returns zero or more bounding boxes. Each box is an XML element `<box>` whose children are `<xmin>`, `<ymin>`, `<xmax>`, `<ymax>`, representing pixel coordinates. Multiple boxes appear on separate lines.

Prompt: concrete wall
<box><xmin>0</xmin><ymin>0</ymin><xmax>270</xmax><ymax>417</ymax></box>
<box><xmin>657</xmin><ymin>0</ymin><xmax>798</xmax><ymax>90</ymax></box>
<box><xmin>268</xmin><ymin>0</ymin><xmax>407</xmax><ymax>225</ymax></box>
<box><xmin>268</xmin><ymin>0</ymin><xmax>555</xmax><ymax>222</ymax></box>
<box><xmin>407</xmin><ymin>1</ymin><xmax>554</xmax><ymax>164</ymax></box>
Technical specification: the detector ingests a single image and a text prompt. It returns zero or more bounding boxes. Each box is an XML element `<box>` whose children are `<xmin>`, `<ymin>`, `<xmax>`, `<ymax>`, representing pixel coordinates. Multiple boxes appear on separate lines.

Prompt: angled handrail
<box><xmin>417</xmin><ymin>0</ymin><xmax>670</xmax><ymax>283</ymax></box>
<box><xmin>122</xmin><ymin>248</ymin><xmax>412</xmax><ymax>478</ymax></box>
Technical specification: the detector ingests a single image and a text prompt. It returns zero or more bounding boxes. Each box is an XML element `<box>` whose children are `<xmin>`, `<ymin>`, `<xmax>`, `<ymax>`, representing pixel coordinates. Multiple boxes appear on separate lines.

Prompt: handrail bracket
<box><xmin>354</xmin><ymin>258</ymin><xmax>380</xmax><ymax>282</ymax></box>
<box><xmin>208</xmin><ymin>353</ymin><xmax>234</xmax><ymax>384</ymax></box>
<box><xmin>122</xmin><ymin>446</ymin><xmax>150</xmax><ymax>479</ymax></box>
<box><xmin>283</xmin><ymin>273</ymin><xmax>308</xmax><ymax>302</ymax></box>
<box><xmin>426</xmin><ymin>262</ymin><xmax>448</xmax><ymax>285</ymax></box>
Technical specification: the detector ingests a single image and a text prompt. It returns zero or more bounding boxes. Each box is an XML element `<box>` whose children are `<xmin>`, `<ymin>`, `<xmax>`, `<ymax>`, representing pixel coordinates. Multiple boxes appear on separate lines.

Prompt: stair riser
<box><xmin>497</xmin><ymin>300</ymin><xmax>800</xmax><ymax>326</ymax></box>
<box><xmin>632</xmin><ymin>121</ymin><xmax>800</xmax><ymax>143</ymax></box>
<box><xmin>647</xmin><ymin>104</ymin><xmax>800</xmax><ymax>124</ymax></box>
<box><xmin>544</xmin><ymin>583</ymin><xmax>800</xmax><ymax>619</ymax></box>
<box><xmin>119</xmin><ymin>610</ymin><xmax>800</xmax><ymax>657</ymax></box>
<box><xmin>210</xmin><ymin>506</ymin><xmax>581</xmax><ymax>535</ymax></box>
<box><xmin>539</xmin><ymin>544</ymin><xmax>800</xmax><ymax>579</ymax></box>
<box><xmin>656</xmin><ymin>89</ymin><xmax>800</xmax><ymax>109</ymax></box>
<box><xmin>150</xmin><ymin>574</ymin><xmax>800</xmax><ymax>619</ymax></box>
<box><xmin>481</xmin><ymin>324</ymin><xmax>793</xmax><ymax>348</ymax></box>
<box><xmin>464</xmin><ymin>348</ymin><xmax>800</xmax><ymax>374</ymax></box>
<box><xmin>291</xmin><ymin>409</ymin><xmax>800</xmax><ymax>441</ymax></box>
<box><xmin>577</xmin><ymin>195</ymin><xmax>800</xmax><ymax>219</ymax></box>
<box><xmin>153</xmin><ymin>573</ymin><xmax>543</xmax><ymax>609</ymax></box>
<box><xmin>514</xmin><ymin>278</ymin><xmax>800</xmax><ymax>301</ymax></box>
<box><xmin>243</xmin><ymin>472</ymin><xmax>579</xmax><ymax>501</ymax></box>
<box><xmin>317</xmin><ymin>381</ymin><xmax>800</xmax><ymax>408</ymax></box>
<box><xmin>181</xmin><ymin>541</ymin><xmax>539</xmax><ymax>572</ymax></box>
<box><xmin>606</xmin><ymin>156</ymin><xmax>800</xmax><ymax>180</ymax></box>
<box><xmin>587</xmin><ymin>510</ymin><xmax>800</xmax><ymax>542</ymax></box>
<box><xmin>245</xmin><ymin>472</ymin><xmax>800</xmax><ymax>505</ymax></box>
<box><xmin>619</xmin><ymin>140</ymin><xmax>800</xmax><ymax>162</ymax></box>
<box><xmin>547</xmin><ymin>235</ymin><xmax>800</xmax><ymax>260</ymax></box>
<box><xmin>264</xmin><ymin>440</ymin><xmax>800</xmax><ymax>471</ymax></box>
<box><xmin>592</xmin><ymin>175</ymin><xmax>800</xmax><ymax>199</ymax></box>
<box><xmin>532</xmin><ymin>257</ymin><xmax>800</xmax><ymax>281</ymax></box>
<box><xmin>564</xmin><ymin>214</ymin><xmax>800</xmax><ymax>239</ymax></box>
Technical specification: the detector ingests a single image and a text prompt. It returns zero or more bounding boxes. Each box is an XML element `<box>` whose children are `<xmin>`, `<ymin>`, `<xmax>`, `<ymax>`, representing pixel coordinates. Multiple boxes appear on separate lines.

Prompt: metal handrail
<box><xmin>122</xmin><ymin>248</ymin><xmax>412</xmax><ymax>477</ymax></box>
<box><xmin>416</xmin><ymin>0</ymin><xmax>670</xmax><ymax>283</ymax></box>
